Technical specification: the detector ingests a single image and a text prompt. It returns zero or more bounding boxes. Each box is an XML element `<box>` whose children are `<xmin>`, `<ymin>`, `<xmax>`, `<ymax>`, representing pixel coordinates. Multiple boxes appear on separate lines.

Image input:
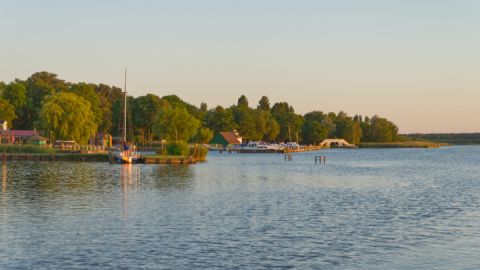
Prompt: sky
<box><xmin>1</xmin><ymin>0</ymin><xmax>479</xmax><ymax>133</ymax></box>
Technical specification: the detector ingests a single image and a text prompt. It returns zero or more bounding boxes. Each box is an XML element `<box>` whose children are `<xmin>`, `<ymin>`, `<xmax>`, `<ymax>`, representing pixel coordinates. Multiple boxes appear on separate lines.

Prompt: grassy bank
<box><xmin>359</xmin><ymin>141</ymin><xmax>449</xmax><ymax>148</ymax></box>
<box><xmin>0</xmin><ymin>144</ymin><xmax>56</xmax><ymax>154</ymax></box>
<box><xmin>405</xmin><ymin>133</ymin><xmax>480</xmax><ymax>145</ymax></box>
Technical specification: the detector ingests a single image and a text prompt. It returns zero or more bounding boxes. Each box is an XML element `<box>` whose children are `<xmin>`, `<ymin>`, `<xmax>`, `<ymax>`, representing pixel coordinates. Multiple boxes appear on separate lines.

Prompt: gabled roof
<box><xmin>27</xmin><ymin>135</ymin><xmax>48</xmax><ymax>141</ymax></box>
<box><xmin>219</xmin><ymin>132</ymin><xmax>241</xmax><ymax>144</ymax></box>
<box><xmin>4</xmin><ymin>130</ymin><xmax>38</xmax><ymax>137</ymax></box>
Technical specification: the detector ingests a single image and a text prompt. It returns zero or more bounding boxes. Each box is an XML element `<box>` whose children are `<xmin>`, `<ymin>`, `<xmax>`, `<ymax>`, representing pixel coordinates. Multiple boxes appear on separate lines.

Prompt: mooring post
<box><xmin>315</xmin><ymin>156</ymin><xmax>326</xmax><ymax>164</ymax></box>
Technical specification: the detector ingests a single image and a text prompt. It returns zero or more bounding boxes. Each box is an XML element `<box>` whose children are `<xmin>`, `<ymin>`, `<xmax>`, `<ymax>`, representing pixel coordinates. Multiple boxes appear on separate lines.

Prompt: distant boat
<box><xmin>109</xmin><ymin>70</ymin><xmax>141</xmax><ymax>164</ymax></box>
<box><xmin>237</xmin><ymin>141</ymin><xmax>283</xmax><ymax>153</ymax></box>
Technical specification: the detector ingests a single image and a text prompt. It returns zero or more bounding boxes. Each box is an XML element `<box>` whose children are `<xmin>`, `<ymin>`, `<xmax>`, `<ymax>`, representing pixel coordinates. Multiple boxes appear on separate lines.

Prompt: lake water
<box><xmin>1</xmin><ymin>146</ymin><xmax>480</xmax><ymax>269</ymax></box>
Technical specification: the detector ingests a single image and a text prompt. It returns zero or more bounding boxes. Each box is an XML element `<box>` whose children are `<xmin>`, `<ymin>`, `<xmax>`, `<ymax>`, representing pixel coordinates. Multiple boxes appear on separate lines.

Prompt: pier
<box><xmin>2</xmin><ymin>153</ymin><xmax>197</xmax><ymax>164</ymax></box>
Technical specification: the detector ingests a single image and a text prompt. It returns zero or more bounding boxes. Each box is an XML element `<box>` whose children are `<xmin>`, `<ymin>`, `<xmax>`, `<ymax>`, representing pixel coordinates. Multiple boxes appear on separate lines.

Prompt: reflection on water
<box><xmin>1</xmin><ymin>147</ymin><xmax>480</xmax><ymax>269</ymax></box>
<box><xmin>119</xmin><ymin>164</ymin><xmax>141</xmax><ymax>220</ymax></box>
<box><xmin>2</xmin><ymin>162</ymin><xmax>6</xmax><ymax>193</ymax></box>
<box><xmin>154</xmin><ymin>165</ymin><xmax>194</xmax><ymax>190</ymax></box>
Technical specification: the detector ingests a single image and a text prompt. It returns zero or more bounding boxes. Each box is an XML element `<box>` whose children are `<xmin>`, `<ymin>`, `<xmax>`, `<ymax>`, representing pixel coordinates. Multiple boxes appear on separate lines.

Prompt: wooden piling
<box><xmin>315</xmin><ymin>156</ymin><xmax>326</xmax><ymax>164</ymax></box>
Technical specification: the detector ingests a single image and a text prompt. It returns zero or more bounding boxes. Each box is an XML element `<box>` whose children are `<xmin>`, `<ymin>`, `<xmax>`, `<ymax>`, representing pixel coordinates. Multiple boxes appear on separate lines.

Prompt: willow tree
<box><xmin>0</xmin><ymin>98</ymin><xmax>16</xmax><ymax>125</ymax></box>
<box><xmin>39</xmin><ymin>92</ymin><xmax>97</xmax><ymax>144</ymax></box>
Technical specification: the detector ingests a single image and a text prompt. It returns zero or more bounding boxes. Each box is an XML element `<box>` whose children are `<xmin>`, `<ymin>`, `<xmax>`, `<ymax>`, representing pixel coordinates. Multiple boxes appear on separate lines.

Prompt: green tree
<box><xmin>368</xmin><ymin>116</ymin><xmax>398</xmax><ymax>142</ymax></box>
<box><xmin>3</xmin><ymin>81</ymin><xmax>27</xmax><ymax>128</ymax></box>
<box><xmin>255</xmin><ymin>109</ymin><xmax>280</xmax><ymax>141</ymax></box>
<box><xmin>191</xmin><ymin>127</ymin><xmax>214</xmax><ymax>143</ymax></box>
<box><xmin>332</xmin><ymin>111</ymin><xmax>362</xmax><ymax>144</ymax></box>
<box><xmin>153</xmin><ymin>106</ymin><xmax>200</xmax><ymax>141</ymax></box>
<box><xmin>204</xmin><ymin>106</ymin><xmax>237</xmax><ymax>132</ymax></box>
<box><xmin>271</xmin><ymin>102</ymin><xmax>304</xmax><ymax>142</ymax></box>
<box><xmin>132</xmin><ymin>94</ymin><xmax>165</xmax><ymax>143</ymax></box>
<box><xmin>39</xmin><ymin>92</ymin><xmax>97</xmax><ymax>144</ymax></box>
<box><xmin>302</xmin><ymin>111</ymin><xmax>335</xmax><ymax>144</ymax></box>
<box><xmin>70</xmin><ymin>83</ymin><xmax>102</xmax><ymax>127</ymax></box>
<box><xmin>0</xmin><ymin>98</ymin><xmax>16</xmax><ymax>125</ymax></box>
<box><xmin>94</xmin><ymin>84</ymin><xmax>123</xmax><ymax>134</ymax></box>
<box><xmin>231</xmin><ymin>98</ymin><xmax>256</xmax><ymax>140</ymax></box>
<box><xmin>258</xmin><ymin>96</ymin><xmax>270</xmax><ymax>111</ymax></box>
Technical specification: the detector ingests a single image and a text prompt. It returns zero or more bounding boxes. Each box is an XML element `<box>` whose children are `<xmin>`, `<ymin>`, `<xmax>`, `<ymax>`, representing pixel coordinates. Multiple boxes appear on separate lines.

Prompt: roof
<box><xmin>219</xmin><ymin>132</ymin><xmax>241</xmax><ymax>144</ymax></box>
<box><xmin>5</xmin><ymin>130</ymin><xmax>38</xmax><ymax>137</ymax></box>
<box><xmin>28</xmin><ymin>135</ymin><xmax>48</xmax><ymax>141</ymax></box>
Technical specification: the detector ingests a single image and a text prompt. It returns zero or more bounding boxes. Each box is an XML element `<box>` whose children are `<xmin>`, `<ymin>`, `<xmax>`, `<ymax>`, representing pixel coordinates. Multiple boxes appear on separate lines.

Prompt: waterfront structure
<box><xmin>0</xmin><ymin>129</ymin><xmax>39</xmax><ymax>144</ymax></box>
<box><xmin>209</xmin><ymin>132</ymin><xmax>242</xmax><ymax>147</ymax></box>
<box><xmin>27</xmin><ymin>135</ymin><xmax>48</xmax><ymax>145</ymax></box>
<box><xmin>91</xmin><ymin>133</ymin><xmax>113</xmax><ymax>147</ymax></box>
<box><xmin>319</xmin><ymin>139</ymin><xmax>356</xmax><ymax>148</ymax></box>
<box><xmin>0</xmin><ymin>120</ymin><xmax>6</xmax><ymax>131</ymax></box>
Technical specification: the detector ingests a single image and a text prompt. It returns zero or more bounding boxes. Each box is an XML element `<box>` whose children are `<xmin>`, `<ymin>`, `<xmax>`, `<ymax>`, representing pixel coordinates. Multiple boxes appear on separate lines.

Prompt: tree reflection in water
<box><xmin>155</xmin><ymin>165</ymin><xmax>194</xmax><ymax>190</ymax></box>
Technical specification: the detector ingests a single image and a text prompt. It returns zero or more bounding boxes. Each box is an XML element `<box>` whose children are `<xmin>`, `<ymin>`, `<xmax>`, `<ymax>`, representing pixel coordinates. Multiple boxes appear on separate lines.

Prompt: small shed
<box><xmin>27</xmin><ymin>135</ymin><xmax>48</xmax><ymax>145</ymax></box>
<box><xmin>209</xmin><ymin>132</ymin><xmax>242</xmax><ymax>147</ymax></box>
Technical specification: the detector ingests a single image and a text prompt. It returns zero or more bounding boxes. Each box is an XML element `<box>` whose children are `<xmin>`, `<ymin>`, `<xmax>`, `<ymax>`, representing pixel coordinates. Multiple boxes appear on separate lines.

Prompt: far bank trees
<box><xmin>1</xmin><ymin>71</ymin><xmax>400</xmax><ymax>145</ymax></box>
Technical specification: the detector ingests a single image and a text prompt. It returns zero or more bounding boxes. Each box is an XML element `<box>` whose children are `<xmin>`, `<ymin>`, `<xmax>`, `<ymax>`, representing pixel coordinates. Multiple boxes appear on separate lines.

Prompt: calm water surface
<box><xmin>1</xmin><ymin>146</ymin><xmax>480</xmax><ymax>269</ymax></box>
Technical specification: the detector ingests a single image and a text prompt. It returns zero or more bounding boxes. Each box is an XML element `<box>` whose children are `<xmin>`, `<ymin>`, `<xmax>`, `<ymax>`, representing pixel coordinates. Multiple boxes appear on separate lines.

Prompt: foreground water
<box><xmin>1</xmin><ymin>146</ymin><xmax>480</xmax><ymax>269</ymax></box>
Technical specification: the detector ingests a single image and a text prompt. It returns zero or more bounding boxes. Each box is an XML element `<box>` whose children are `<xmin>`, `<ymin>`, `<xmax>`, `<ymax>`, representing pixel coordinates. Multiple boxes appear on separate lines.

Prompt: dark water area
<box><xmin>1</xmin><ymin>146</ymin><xmax>480</xmax><ymax>269</ymax></box>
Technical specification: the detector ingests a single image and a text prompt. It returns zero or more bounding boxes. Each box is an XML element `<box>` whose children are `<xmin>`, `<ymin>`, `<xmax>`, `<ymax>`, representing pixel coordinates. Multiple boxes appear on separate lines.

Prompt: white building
<box><xmin>0</xmin><ymin>120</ymin><xmax>7</xmax><ymax>131</ymax></box>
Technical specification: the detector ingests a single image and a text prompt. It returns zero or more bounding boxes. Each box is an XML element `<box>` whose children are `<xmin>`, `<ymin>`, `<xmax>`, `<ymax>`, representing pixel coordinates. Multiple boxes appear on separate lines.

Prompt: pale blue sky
<box><xmin>1</xmin><ymin>0</ymin><xmax>479</xmax><ymax>132</ymax></box>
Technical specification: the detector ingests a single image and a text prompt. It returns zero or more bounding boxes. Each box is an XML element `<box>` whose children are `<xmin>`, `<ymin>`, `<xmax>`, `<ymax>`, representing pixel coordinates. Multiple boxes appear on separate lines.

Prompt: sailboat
<box><xmin>109</xmin><ymin>70</ymin><xmax>141</xmax><ymax>164</ymax></box>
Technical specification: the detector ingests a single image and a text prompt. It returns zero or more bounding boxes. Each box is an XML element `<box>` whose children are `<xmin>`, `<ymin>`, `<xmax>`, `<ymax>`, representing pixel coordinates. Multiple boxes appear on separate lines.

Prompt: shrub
<box><xmin>165</xmin><ymin>141</ymin><xmax>190</xmax><ymax>156</ymax></box>
<box><xmin>189</xmin><ymin>144</ymin><xmax>208</xmax><ymax>161</ymax></box>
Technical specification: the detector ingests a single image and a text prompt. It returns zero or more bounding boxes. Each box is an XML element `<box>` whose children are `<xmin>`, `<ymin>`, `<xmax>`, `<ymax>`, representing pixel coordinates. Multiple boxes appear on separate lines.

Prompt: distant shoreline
<box><xmin>404</xmin><ymin>133</ymin><xmax>480</xmax><ymax>145</ymax></box>
<box><xmin>359</xmin><ymin>141</ymin><xmax>450</xmax><ymax>148</ymax></box>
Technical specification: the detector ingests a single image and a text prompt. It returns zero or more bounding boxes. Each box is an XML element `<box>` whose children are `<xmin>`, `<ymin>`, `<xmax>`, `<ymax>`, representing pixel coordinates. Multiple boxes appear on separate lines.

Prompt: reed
<box><xmin>359</xmin><ymin>141</ymin><xmax>449</xmax><ymax>148</ymax></box>
<box><xmin>0</xmin><ymin>144</ymin><xmax>56</xmax><ymax>154</ymax></box>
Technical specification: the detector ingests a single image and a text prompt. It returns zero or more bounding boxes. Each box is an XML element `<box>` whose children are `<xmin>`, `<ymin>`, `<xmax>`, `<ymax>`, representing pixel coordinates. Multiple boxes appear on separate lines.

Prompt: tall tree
<box><xmin>204</xmin><ymin>106</ymin><xmax>237</xmax><ymax>132</ymax></box>
<box><xmin>24</xmin><ymin>72</ymin><xmax>69</xmax><ymax>129</ymax></box>
<box><xmin>70</xmin><ymin>83</ymin><xmax>102</xmax><ymax>128</ymax></box>
<box><xmin>271</xmin><ymin>102</ymin><xmax>304</xmax><ymax>142</ymax></box>
<box><xmin>132</xmin><ymin>94</ymin><xmax>165</xmax><ymax>143</ymax></box>
<box><xmin>191</xmin><ymin>127</ymin><xmax>214</xmax><ymax>143</ymax></box>
<box><xmin>302</xmin><ymin>111</ymin><xmax>335</xmax><ymax>144</ymax></box>
<box><xmin>39</xmin><ymin>92</ymin><xmax>97</xmax><ymax>144</ymax></box>
<box><xmin>0</xmin><ymin>98</ymin><xmax>16</xmax><ymax>126</ymax></box>
<box><xmin>258</xmin><ymin>96</ymin><xmax>270</xmax><ymax>111</ymax></box>
<box><xmin>3</xmin><ymin>81</ymin><xmax>27</xmax><ymax>128</ymax></box>
<box><xmin>255</xmin><ymin>109</ymin><xmax>280</xmax><ymax>141</ymax></box>
<box><xmin>153</xmin><ymin>106</ymin><xmax>200</xmax><ymax>142</ymax></box>
<box><xmin>332</xmin><ymin>111</ymin><xmax>362</xmax><ymax>144</ymax></box>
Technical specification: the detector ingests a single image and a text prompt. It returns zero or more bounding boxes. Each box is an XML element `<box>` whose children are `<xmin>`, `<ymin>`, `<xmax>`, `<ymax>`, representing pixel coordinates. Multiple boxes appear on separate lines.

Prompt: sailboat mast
<box><xmin>123</xmin><ymin>69</ymin><xmax>127</xmax><ymax>143</ymax></box>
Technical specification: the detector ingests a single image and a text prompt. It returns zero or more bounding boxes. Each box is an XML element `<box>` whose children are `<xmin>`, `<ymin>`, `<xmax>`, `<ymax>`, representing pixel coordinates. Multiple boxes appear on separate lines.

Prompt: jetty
<box><xmin>1</xmin><ymin>153</ymin><xmax>196</xmax><ymax>164</ymax></box>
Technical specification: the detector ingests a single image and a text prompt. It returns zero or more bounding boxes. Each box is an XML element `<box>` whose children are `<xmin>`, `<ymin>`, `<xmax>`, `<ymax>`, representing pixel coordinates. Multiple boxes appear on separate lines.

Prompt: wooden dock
<box><xmin>234</xmin><ymin>145</ymin><xmax>324</xmax><ymax>154</ymax></box>
<box><xmin>142</xmin><ymin>156</ymin><xmax>196</xmax><ymax>165</ymax></box>
<box><xmin>1</xmin><ymin>153</ymin><xmax>109</xmax><ymax>162</ymax></box>
<box><xmin>2</xmin><ymin>153</ymin><xmax>197</xmax><ymax>165</ymax></box>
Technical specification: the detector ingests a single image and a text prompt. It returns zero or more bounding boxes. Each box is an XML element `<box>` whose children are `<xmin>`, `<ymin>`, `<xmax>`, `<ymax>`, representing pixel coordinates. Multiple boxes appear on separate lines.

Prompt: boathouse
<box><xmin>209</xmin><ymin>132</ymin><xmax>242</xmax><ymax>147</ymax></box>
<box><xmin>0</xmin><ymin>129</ymin><xmax>39</xmax><ymax>144</ymax></box>
<box><xmin>27</xmin><ymin>135</ymin><xmax>48</xmax><ymax>145</ymax></box>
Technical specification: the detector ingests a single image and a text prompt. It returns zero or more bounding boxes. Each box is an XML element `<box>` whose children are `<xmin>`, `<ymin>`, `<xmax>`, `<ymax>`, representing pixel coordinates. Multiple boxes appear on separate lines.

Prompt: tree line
<box><xmin>0</xmin><ymin>71</ymin><xmax>399</xmax><ymax>145</ymax></box>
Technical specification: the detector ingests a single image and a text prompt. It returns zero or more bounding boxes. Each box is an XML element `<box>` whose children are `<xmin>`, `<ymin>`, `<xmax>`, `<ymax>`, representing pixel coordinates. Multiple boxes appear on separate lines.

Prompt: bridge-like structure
<box><xmin>319</xmin><ymin>139</ymin><xmax>357</xmax><ymax>148</ymax></box>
